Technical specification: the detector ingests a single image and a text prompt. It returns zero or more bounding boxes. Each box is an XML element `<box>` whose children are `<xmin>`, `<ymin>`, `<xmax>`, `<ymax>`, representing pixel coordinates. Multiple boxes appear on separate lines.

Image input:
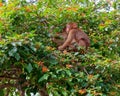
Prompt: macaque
<box><xmin>52</xmin><ymin>27</ymin><xmax>76</xmax><ymax>50</ymax></box>
<box><xmin>58</xmin><ymin>22</ymin><xmax>90</xmax><ymax>51</ymax></box>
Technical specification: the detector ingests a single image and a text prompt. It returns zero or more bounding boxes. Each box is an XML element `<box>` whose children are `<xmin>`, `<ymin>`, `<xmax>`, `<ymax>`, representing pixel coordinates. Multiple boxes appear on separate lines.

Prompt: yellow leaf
<box><xmin>93</xmin><ymin>39</ymin><xmax>98</xmax><ymax>43</ymax></box>
<box><xmin>88</xmin><ymin>74</ymin><xmax>94</xmax><ymax>79</ymax></box>
<box><xmin>109</xmin><ymin>91</ymin><xmax>117</xmax><ymax>95</ymax></box>
<box><xmin>105</xmin><ymin>20</ymin><xmax>112</xmax><ymax>25</ymax></box>
<box><xmin>115</xmin><ymin>84</ymin><xmax>120</xmax><ymax>88</ymax></box>
<box><xmin>46</xmin><ymin>46</ymin><xmax>55</xmax><ymax>51</ymax></box>
<box><xmin>63</xmin><ymin>50</ymin><xmax>68</xmax><ymax>54</ymax></box>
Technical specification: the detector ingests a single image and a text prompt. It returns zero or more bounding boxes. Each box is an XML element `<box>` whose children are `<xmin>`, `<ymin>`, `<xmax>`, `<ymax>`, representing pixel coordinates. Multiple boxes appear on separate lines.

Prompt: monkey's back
<box><xmin>74</xmin><ymin>29</ymin><xmax>90</xmax><ymax>47</ymax></box>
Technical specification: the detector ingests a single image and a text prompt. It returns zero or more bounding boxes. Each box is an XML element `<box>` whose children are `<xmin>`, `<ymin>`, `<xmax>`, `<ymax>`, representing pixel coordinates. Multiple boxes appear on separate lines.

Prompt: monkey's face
<box><xmin>66</xmin><ymin>25</ymin><xmax>71</xmax><ymax>33</ymax></box>
<box><xmin>66</xmin><ymin>22</ymin><xmax>78</xmax><ymax>33</ymax></box>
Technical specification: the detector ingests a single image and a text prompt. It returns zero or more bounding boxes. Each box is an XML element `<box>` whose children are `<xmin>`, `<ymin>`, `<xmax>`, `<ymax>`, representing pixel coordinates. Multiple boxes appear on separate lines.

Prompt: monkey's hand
<box><xmin>58</xmin><ymin>46</ymin><xmax>64</xmax><ymax>51</ymax></box>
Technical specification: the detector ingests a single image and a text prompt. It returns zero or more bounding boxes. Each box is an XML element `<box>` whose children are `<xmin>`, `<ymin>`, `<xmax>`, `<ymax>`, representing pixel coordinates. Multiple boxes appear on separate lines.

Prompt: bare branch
<box><xmin>0</xmin><ymin>83</ymin><xmax>18</xmax><ymax>89</ymax></box>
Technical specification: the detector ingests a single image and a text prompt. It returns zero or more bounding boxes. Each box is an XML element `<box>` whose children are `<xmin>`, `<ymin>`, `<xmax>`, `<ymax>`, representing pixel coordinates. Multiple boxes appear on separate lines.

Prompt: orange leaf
<box><xmin>26</xmin><ymin>8</ymin><xmax>31</xmax><ymax>12</ymax></box>
<box><xmin>42</xmin><ymin>66</ymin><xmax>49</xmax><ymax>73</ymax></box>
<box><xmin>99</xmin><ymin>23</ymin><xmax>105</xmax><ymax>27</ymax></box>
<box><xmin>66</xmin><ymin>64</ymin><xmax>73</xmax><ymax>68</ymax></box>
<box><xmin>37</xmin><ymin>61</ymin><xmax>44</xmax><ymax>66</ymax></box>
<box><xmin>0</xmin><ymin>2</ymin><xmax>3</xmax><ymax>7</ymax></box>
<box><xmin>24</xmin><ymin>6</ymin><xmax>32</xmax><ymax>12</ymax></box>
<box><xmin>109</xmin><ymin>92</ymin><xmax>117</xmax><ymax>95</ymax></box>
<box><xmin>66</xmin><ymin>7</ymin><xmax>78</xmax><ymax>12</ymax></box>
<box><xmin>81</xmin><ymin>13</ymin><xmax>85</xmax><ymax>17</ymax></box>
<box><xmin>78</xmin><ymin>89</ymin><xmax>86</xmax><ymax>95</ymax></box>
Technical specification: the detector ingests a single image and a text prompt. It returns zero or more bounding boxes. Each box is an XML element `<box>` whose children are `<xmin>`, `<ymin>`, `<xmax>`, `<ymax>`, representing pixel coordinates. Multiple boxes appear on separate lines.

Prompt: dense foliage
<box><xmin>0</xmin><ymin>0</ymin><xmax>120</xmax><ymax>96</ymax></box>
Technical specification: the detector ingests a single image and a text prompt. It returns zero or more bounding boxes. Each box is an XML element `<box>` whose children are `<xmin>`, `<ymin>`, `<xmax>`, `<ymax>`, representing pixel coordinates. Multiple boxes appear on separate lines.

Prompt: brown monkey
<box><xmin>52</xmin><ymin>27</ymin><xmax>76</xmax><ymax>50</ymax></box>
<box><xmin>58</xmin><ymin>22</ymin><xmax>90</xmax><ymax>51</ymax></box>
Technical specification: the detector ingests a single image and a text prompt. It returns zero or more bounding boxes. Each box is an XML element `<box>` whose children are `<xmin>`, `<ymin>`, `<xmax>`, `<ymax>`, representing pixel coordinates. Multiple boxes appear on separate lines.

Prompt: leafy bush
<box><xmin>0</xmin><ymin>0</ymin><xmax>120</xmax><ymax>96</ymax></box>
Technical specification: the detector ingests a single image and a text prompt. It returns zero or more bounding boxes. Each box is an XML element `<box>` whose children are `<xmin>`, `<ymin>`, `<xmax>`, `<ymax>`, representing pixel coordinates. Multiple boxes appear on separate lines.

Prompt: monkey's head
<box><xmin>66</xmin><ymin>22</ymin><xmax>78</xmax><ymax>33</ymax></box>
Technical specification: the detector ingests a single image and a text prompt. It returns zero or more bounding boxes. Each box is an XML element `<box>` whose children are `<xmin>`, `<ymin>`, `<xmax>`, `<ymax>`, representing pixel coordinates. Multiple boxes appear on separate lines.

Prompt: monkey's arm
<box><xmin>58</xmin><ymin>31</ymin><xmax>75</xmax><ymax>50</ymax></box>
<box><xmin>52</xmin><ymin>38</ymin><xmax>65</xmax><ymax>46</ymax></box>
<box><xmin>52</xmin><ymin>32</ymin><xmax>68</xmax><ymax>46</ymax></box>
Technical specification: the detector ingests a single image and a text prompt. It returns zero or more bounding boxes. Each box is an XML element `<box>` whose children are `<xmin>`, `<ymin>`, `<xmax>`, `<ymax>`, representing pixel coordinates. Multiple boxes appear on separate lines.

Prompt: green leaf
<box><xmin>53</xmin><ymin>91</ymin><xmax>60</xmax><ymax>96</ymax></box>
<box><xmin>16</xmin><ymin>41</ymin><xmax>22</xmax><ymax>46</ymax></box>
<box><xmin>0</xmin><ymin>89</ymin><xmax>4</xmax><ymax>96</ymax></box>
<box><xmin>8</xmin><ymin>47</ymin><xmax>17</xmax><ymax>56</ymax></box>
<box><xmin>30</xmin><ymin>46</ymin><xmax>37</xmax><ymax>52</ymax></box>
<box><xmin>65</xmin><ymin>70</ymin><xmax>72</xmax><ymax>76</ymax></box>
<box><xmin>38</xmin><ymin>74</ymin><xmax>49</xmax><ymax>82</ymax></box>
<box><xmin>49</xmin><ymin>59</ymin><xmax>58</xmax><ymax>65</ymax></box>
<box><xmin>26</xmin><ymin>63</ymin><xmax>33</xmax><ymax>73</ymax></box>
<box><xmin>61</xmin><ymin>90</ymin><xmax>67</xmax><ymax>96</ymax></box>
<box><xmin>11</xmin><ymin>42</ymin><xmax>16</xmax><ymax>46</ymax></box>
<box><xmin>14</xmin><ymin>53</ymin><xmax>20</xmax><ymax>61</ymax></box>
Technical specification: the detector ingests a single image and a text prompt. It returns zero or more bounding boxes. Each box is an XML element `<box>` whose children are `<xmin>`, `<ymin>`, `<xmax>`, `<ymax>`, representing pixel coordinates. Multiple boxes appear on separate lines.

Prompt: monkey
<box><xmin>58</xmin><ymin>22</ymin><xmax>90</xmax><ymax>51</ymax></box>
<box><xmin>52</xmin><ymin>27</ymin><xmax>77</xmax><ymax>50</ymax></box>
